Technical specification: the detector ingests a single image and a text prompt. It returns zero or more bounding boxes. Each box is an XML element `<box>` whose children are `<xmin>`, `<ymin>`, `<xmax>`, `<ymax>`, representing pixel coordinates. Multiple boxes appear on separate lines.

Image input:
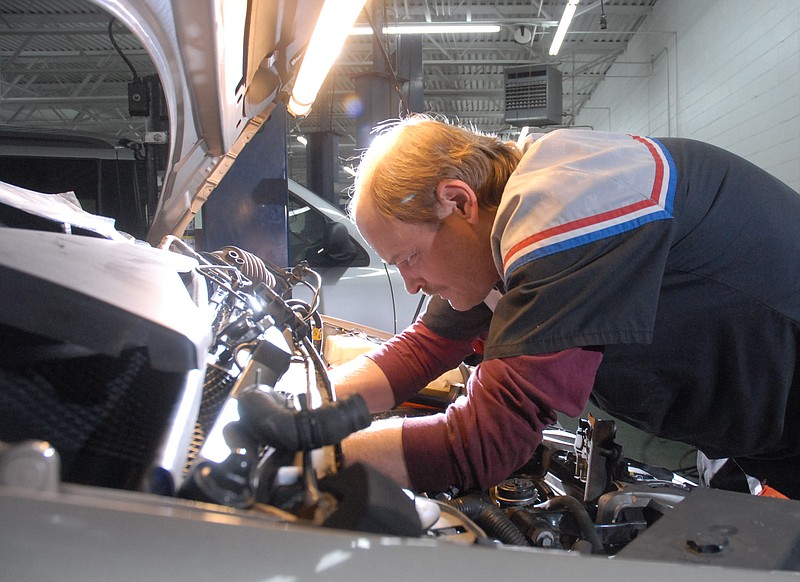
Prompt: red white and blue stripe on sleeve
<box><xmin>497</xmin><ymin>131</ymin><xmax>677</xmax><ymax>278</ymax></box>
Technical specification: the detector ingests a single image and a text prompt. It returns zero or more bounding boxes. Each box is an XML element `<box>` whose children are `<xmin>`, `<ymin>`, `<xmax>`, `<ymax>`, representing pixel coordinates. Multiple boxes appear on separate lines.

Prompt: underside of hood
<box><xmin>89</xmin><ymin>0</ymin><xmax>322</xmax><ymax>244</ymax></box>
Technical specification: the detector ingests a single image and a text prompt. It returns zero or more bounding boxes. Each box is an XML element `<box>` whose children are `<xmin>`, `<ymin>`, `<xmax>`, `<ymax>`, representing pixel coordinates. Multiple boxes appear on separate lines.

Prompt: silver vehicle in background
<box><xmin>287</xmin><ymin>178</ymin><xmax>425</xmax><ymax>334</ymax></box>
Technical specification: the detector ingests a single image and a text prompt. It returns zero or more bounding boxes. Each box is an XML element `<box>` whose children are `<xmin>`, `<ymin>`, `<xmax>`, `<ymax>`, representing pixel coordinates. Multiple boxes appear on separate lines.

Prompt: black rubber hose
<box><xmin>444</xmin><ymin>493</ymin><xmax>529</xmax><ymax>546</ymax></box>
<box><xmin>237</xmin><ymin>388</ymin><xmax>371</xmax><ymax>452</ymax></box>
<box><xmin>542</xmin><ymin>495</ymin><xmax>604</xmax><ymax>553</ymax></box>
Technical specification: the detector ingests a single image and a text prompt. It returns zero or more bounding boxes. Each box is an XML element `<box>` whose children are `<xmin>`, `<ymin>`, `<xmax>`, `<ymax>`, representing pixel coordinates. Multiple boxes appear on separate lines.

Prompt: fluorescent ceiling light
<box><xmin>288</xmin><ymin>0</ymin><xmax>368</xmax><ymax>117</ymax></box>
<box><xmin>549</xmin><ymin>0</ymin><xmax>580</xmax><ymax>56</ymax></box>
<box><xmin>350</xmin><ymin>23</ymin><xmax>502</xmax><ymax>35</ymax></box>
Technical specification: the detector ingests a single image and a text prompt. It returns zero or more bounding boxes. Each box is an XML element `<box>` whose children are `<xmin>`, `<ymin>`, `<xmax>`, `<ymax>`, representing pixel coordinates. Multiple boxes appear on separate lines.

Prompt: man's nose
<box><xmin>398</xmin><ymin>267</ymin><xmax>423</xmax><ymax>295</ymax></box>
<box><xmin>404</xmin><ymin>280</ymin><xmax>423</xmax><ymax>295</ymax></box>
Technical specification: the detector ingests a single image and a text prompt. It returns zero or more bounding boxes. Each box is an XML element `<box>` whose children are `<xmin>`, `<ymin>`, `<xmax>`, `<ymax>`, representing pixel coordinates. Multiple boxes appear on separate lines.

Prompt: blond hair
<box><xmin>350</xmin><ymin>115</ymin><xmax>521</xmax><ymax>224</ymax></box>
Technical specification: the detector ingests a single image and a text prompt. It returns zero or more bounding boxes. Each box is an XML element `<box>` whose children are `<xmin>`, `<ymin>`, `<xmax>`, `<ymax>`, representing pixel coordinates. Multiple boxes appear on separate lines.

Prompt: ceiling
<box><xmin>0</xmin><ymin>0</ymin><xmax>658</xmax><ymax>182</ymax></box>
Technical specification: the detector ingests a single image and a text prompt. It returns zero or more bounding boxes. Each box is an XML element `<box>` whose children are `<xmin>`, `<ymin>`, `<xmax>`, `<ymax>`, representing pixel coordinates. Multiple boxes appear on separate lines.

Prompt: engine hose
<box><xmin>542</xmin><ymin>495</ymin><xmax>604</xmax><ymax>553</ymax></box>
<box><xmin>444</xmin><ymin>493</ymin><xmax>529</xmax><ymax>546</ymax></box>
<box><xmin>237</xmin><ymin>388</ymin><xmax>371</xmax><ymax>452</ymax></box>
<box><xmin>212</xmin><ymin>245</ymin><xmax>277</xmax><ymax>290</ymax></box>
<box><xmin>302</xmin><ymin>335</ymin><xmax>332</xmax><ymax>401</ymax></box>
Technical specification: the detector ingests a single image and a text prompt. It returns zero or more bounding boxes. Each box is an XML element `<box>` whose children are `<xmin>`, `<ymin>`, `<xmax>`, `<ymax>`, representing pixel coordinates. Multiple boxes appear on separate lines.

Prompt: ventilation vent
<box><xmin>504</xmin><ymin>65</ymin><xmax>562</xmax><ymax>126</ymax></box>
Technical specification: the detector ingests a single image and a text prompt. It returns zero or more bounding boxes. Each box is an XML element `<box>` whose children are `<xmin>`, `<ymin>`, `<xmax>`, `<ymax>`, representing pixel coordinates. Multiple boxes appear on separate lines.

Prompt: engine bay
<box><xmin>1</xmin><ymin>186</ymin><xmax>800</xmax><ymax>578</ymax></box>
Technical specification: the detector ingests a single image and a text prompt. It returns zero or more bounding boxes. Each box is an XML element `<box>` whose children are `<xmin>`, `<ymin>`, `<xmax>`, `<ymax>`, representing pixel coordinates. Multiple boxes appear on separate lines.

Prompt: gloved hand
<box><xmin>236</xmin><ymin>387</ymin><xmax>371</xmax><ymax>452</ymax></box>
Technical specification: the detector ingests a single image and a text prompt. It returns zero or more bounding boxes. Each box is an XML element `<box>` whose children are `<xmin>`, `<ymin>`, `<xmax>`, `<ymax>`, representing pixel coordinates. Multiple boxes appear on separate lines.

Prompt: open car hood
<box><xmin>89</xmin><ymin>0</ymin><xmax>322</xmax><ymax>245</ymax></box>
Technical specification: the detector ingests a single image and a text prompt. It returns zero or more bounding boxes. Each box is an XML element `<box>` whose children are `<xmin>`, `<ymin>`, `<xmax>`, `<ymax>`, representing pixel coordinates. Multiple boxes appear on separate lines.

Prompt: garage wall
<box><xmin>574</xmin><ymin>0</ymin><xmax>800</xmax><ymax>191</ymax></box>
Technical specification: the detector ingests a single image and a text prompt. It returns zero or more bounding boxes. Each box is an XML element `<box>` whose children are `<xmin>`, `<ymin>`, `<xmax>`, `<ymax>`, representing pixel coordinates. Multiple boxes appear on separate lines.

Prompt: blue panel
<box><xmin>201</xmin><ymin>105</ymin><xmax>289</xmax><ymax>267</ymax></box>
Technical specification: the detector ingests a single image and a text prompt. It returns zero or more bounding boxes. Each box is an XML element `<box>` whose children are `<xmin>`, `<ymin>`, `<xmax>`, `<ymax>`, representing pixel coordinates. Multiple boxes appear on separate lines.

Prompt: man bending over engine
<box><xmin>329</xmin><ymin>115</ymin><xmax>800</xmax><ymax>499</ymax></box>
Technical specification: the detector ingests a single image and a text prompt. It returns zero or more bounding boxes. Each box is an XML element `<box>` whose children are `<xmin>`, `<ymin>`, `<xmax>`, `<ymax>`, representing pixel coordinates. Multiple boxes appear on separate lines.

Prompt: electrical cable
<box><xmin>130</xmin><ymin>152</ymin><xmax>144</xmax><ymax>230</ymax></box>
<box><xmin>107</xmin><ymin>18</ymin><xmax>140</xmax><ymax>80</ymax></box>
<box><xmin>428</xmin><ymin>499</ymin><xmax>493</xmax><ymax>546</ymax></box>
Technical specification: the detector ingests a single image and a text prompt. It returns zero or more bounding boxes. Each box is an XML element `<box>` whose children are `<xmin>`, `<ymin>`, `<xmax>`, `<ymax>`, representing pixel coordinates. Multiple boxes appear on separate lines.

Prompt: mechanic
<box><xmin>330</xmin><ymin>114</ymin><xmax>800</xmax><ymax>500</ymax></box>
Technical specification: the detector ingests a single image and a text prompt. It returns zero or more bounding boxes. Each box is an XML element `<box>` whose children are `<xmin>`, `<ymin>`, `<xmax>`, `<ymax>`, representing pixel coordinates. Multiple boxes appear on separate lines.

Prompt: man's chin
<box><xmin>446</xmin><ymin>297</ymin><xmax>480</xmax><ymax>312</ymax></box>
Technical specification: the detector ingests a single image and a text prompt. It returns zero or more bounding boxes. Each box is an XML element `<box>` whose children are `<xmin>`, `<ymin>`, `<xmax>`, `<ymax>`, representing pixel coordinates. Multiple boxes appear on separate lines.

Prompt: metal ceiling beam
<box><xmin>2</xmin><ymin>95</ymin><xmax>129</xmax><ymax>103</ymax></box>
<box><xmin>0</xmin><ymin>51</ymin><xmax>151</xmax><ymax>61</ymax></box>
<box><xmin>0</xmin><ymin>0</ymin><xmax>659</xmax><ymax>155</ymax></box>
<box><xmin>357</xmin><ymin>3</ymin><xmax>651</xmax><ymax>21</ymax></box>
<box><xmin>0</xmin><ymin>13</ymin><xmax>110</xmax><ymax>25</ymax></box>
<box><xmin>0</xmin><ymin>27</ymin><xmax>124</xmax><ymax>35</ymax></box>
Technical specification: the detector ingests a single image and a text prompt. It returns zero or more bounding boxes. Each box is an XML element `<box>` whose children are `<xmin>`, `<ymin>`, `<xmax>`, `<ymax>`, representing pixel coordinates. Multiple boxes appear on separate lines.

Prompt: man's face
<box><xmin>354</xmin><ymin>192</ymin><xmax>499</xmax><ymax>312</ymax></box>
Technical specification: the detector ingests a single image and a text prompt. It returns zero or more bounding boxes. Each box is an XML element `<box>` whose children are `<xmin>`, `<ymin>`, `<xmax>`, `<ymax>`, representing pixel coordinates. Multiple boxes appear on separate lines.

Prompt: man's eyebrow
<box><xmin>382</xmin><ymin>250</ymin><xmax>408</xmax><ymax>266</ymax></box>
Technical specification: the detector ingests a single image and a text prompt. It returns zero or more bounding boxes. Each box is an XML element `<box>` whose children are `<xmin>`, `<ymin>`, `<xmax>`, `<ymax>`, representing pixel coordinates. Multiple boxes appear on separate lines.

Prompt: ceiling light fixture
<box><xmin>350</xmin><ymin>23</ymin><xmax>502</xmax><ymax>35</ymax></box>
<box><xmin>599</xmin><ymin>0</ymin><xmax>608</xmax><ymax>30</ymax></box>
<box><xmin>288</xmin><ymin>0</ymin><xmax>368</xmax><ymax>117</ymax></box>
<box><xmin>549</xmin><ymin>0</ymin><xmax>580</xmax><ymax>56</ymax></box>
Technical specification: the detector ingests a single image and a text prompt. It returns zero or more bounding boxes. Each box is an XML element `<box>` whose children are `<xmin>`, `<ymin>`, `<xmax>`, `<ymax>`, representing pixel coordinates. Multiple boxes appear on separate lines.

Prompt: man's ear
<box><xmin>435</xmin><ymin>180</ymin><xmax>479</xmax><ymax>223</ymax></box>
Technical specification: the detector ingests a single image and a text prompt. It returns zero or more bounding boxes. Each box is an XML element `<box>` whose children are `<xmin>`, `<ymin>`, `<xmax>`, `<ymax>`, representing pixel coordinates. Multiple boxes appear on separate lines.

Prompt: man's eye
<box><xmin>398</xmin><ymin>253</ymin><xmax>416</xmax><ymax>267</ymax></box>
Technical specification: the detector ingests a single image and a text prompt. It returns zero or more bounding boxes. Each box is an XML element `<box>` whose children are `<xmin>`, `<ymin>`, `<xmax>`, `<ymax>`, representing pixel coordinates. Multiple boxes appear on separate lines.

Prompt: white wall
<box><xmin>574</xmin><ymin>0</ymin><xmax>800</xmax><ymax>191</ymax></box>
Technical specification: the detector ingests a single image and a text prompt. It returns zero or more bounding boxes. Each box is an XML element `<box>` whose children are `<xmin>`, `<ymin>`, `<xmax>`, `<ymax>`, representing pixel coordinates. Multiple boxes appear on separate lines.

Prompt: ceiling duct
<box><xmin>503</xmin><ymin>65</ymin><xmax>563</xmax><ymax>126</ymax></box>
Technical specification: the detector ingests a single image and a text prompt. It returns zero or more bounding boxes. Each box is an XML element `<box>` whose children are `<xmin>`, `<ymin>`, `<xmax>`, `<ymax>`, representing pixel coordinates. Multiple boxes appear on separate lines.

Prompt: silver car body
<box><xmin>2</xmin><ymin>1</ymin><xmax>800</xmax><ymax>580</ymax></box>
<box><xmin>288</xmin><ymin>179</ymin><xmax>425</xmax><ymax>333</ymax></box>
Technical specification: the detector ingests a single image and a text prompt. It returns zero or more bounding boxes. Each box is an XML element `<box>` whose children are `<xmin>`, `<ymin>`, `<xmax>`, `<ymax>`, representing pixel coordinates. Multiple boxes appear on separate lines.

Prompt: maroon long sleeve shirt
<box><xmin>367</xmin><ymin>320</ymin><xmax>601</xmax><ymax>493</ymax></box>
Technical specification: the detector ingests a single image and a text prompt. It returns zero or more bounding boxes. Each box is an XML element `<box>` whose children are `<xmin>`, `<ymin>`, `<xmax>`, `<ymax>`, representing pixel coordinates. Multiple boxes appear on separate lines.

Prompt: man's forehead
<box><xmin>354</xmin><ymin>200</ymin><xmax>406</xmax><ymax>257</ymax></box>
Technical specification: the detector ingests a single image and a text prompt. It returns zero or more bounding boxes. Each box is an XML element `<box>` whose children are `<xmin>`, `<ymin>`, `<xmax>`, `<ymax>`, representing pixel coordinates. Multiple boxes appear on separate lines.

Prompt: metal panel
<box><xmin>504</xmin><ymin>64</ymin><xmax>563</xmax><ymax>126</ymax></box>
